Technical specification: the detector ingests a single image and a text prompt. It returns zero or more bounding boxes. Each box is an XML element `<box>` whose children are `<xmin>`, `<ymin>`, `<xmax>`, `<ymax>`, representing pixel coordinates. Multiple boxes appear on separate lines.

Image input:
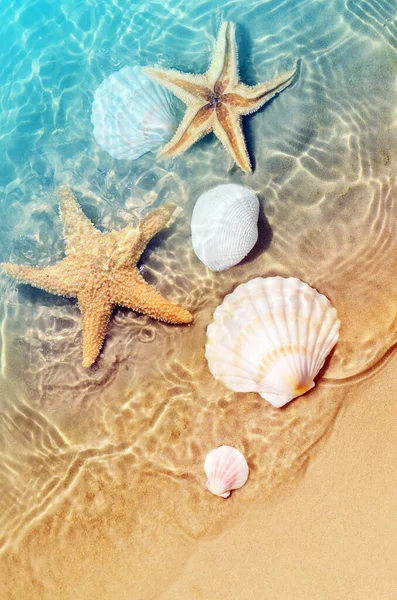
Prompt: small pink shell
<box><xmin>204</xmin><ymin>445</ymin><xmax>249</xmax><ymax>498</ymax></box>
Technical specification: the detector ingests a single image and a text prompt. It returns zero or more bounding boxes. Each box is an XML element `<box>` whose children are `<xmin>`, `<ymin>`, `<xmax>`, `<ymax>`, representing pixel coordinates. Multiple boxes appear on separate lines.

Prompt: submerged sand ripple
<box><xmin>345</xmin><ymin>0</ymin><xmax>397</xmax><ymax>51</ymax></box>
<box><xmin>1</xmin><ymin>0</ymin><xmax>397</xmax><ymax>597</ymax></box>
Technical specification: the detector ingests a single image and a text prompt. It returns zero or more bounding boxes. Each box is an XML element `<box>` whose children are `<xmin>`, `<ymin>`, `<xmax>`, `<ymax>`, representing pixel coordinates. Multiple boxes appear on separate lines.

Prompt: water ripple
<box><xmin>1</xmin><ymin>0</ymin><xmax>397</xmax><ymax>595</ymax></box>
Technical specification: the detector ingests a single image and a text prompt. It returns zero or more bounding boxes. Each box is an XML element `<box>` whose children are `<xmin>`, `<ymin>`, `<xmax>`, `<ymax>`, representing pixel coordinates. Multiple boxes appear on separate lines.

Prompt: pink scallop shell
<box><xmin>204</xmin><ymin>445</ymin><xmax>249</xmax><ymax>498</ymax></box>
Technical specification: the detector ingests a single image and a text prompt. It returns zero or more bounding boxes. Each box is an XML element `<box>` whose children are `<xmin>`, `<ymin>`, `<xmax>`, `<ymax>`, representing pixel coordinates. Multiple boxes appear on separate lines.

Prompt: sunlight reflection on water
<box><xmin>1</xmin><ymin>0</ymin><xmax>397</xmax><ymax>597</ymax></box>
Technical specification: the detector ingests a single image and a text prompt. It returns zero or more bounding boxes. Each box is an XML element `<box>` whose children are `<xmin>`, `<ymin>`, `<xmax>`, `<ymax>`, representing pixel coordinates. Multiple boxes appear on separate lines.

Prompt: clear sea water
<box><xmin>1</xmin><ymin>0</ymin><xmax>397</xmax><ymax>598</ymax></box>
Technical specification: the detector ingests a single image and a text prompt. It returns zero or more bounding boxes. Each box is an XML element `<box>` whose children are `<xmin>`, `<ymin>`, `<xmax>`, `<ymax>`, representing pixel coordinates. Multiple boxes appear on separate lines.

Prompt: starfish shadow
<box><xmin>137</xmin><ymin>221</ymin><xmax>180</xmax><ymax>286</ymax></box>
<box><xmin>235</xmin><ymin>23</ymin><xmax>255</xmax><ymax>84</ymax></box>
<box><xmin>140</xmin><ymin>221</ymin><xmax>179</xmax><ymax>256</ymax></box>
<box><xmin>241</xmin><ymin>47</ymin><xmax>301</xmax><ymax>173</ymax></box>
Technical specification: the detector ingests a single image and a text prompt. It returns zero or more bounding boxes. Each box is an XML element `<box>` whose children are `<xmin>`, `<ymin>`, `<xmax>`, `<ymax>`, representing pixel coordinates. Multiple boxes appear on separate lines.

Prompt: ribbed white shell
<box><xmin>91</xmin><ymin>66</ymin><xmax>178</xmax><ymax>160</ymax></box>
<box><xmin>204</xmin><ymin>445</ymin><xmax>249</xmax><ymax>498</ymax></box>
<box><xmin>206</xmin><ymin>277</ymin><xmax>340</xmax><ymax>408</ymax></box>
<box><xmin>191</xmin><ymin>184</ymin><xmax>259</xmax><ymax>272</ymax></box>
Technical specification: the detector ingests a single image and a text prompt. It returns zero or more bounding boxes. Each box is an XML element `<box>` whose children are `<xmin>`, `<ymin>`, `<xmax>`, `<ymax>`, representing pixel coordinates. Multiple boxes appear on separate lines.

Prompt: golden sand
<box><xmin>161</xmin><ymin>362</ymin><xmax>397</xmax><ymax>599</ymax></box>
<box><xmin>1</xmin><ymin>10</ymin><xmax>397</xmax><ymax>597</ymax></box>
<box><xmin>1</xmin><ymin>173</ymin><xmax>397</xmax><ymax>598</ymax></box>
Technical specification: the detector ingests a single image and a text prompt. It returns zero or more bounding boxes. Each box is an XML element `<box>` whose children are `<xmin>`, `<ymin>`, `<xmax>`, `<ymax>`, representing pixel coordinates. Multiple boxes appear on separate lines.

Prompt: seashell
<box><xmin>91</xmin><ymin>66</ymin><xmax>178</xmax><ymax>160</ymax></box>
<box><xmin>206</xmin><ymin>276</ymin><xmax>340</xmax><ymax>408</ymax></box>
<box><xmin>204</xmin><ymin>445</ymin><xmax>249</xmax><ymax>498</ymax></box>
<box><xmin>191</xmin><ymin>184</ymin><xmax>259</xmax><ymax>272</ymax></box>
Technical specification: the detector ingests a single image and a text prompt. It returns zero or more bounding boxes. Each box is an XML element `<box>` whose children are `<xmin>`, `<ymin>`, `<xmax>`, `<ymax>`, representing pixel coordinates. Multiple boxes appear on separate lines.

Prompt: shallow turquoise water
<box><xmin>1</xmin><ymin>0</ymin><xmax>396</xmax><ymax>378</ymax></box>
<box><xmin>0</xmin><ymin>0</ymin><xmax>395</xmax><ymax>238</ymax></box>
<box><xmin>1</xmin><ymin>0</ymin><xmax>397</xmax><ymax>597</ymax></box>
<box><xmin>0</xmin><ymin>0</ymin><xmax>395</xmax><ymax>280</ymax></box>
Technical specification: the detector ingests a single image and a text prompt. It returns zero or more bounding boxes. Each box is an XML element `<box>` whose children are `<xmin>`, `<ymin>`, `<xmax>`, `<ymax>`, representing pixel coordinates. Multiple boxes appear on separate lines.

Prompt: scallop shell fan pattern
<box><xmin>91</xmin><ymin>66</ymin><xmax>178</xmax><ymax>160</ymax></box>
<box><xmin>204</xmin><ymin>445</ymin><xmax>249</xmax><ymax>498</ymax></box>
<box><xmin>205</xmin><ymin>276</ymin><xmax>340</xmax><ymax>408</ymax></box>
<box><xmin>191</xmin><ymin>184</ymin><xmax>259</xmax><ymax>272</ymax></box>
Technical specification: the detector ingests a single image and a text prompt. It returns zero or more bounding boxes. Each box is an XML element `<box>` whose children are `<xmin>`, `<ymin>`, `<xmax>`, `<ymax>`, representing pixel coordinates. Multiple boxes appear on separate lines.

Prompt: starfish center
<box><xmin>142</xmin><ymin>21</ymin><xmax>297</xmax><ymax>174</ymax></box>
<box><xmin>208</xmin><ymin>94</ymin><xmax>221</xmax><ymax>106</ymax></box>
<box><xmin>0</xmin><ymin>187</ymin><xmax>193</xmax><ymax>367</ymax></box>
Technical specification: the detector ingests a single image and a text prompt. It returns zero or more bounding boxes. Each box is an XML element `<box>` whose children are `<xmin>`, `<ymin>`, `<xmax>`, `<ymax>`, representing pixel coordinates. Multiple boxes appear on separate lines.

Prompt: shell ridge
<box><xmin>205</xmin><ymin>277</ymin><xmax>340</xmax><ymax>408</ymax></box>
<box><xmin>254</xmin><ymin>278</ymin><xmax>290</xmax><ymax>382</ymax></box>
<box><xmin>294</xmin><ymin>282</ymin><xmax>305</xmax><ymax>385</ymax></box>
<box><xmin>221</xmin><ymin>454</ymin><xmax>243</xmax><ymax>488</ymax></box>
<box><xmin>298</xmin><ymin>286</ymin><xmax>310</xmax><ymax>383</ymax></box>
<box><xmin>262</xmin><ymin>277</ymin><xmax>293</xmax><ymax>395</ymax></box>
<box><xmin>306</xmin><ymin>286</ymin><xmax>318</xmax><ymax>374</ymax></box>
<box><xmin>298</xmin><ymin>288</ymin><xmax>318</xmax><ymax>380</ymax></box>
<box><xmin>247</xmin><ymin>280</ymin><xmax>277</xmax><ymax>374</ymax></box>
<box><xmin>221</xmin><ymin>313</ymin><xmax>263</xmax><ymax>379</ymax></box>
<box><xmin>301</xmin><ymin>283</ymin><xmax>317</xmax><ymax>386</ymax></box>
<box><xmin>191</xmin><ymin>185</ymin><xmax>259</xmax><ymax>271</ymax></box>
<box><xmin>308</xmin><ymin>295</ymin><xmax>332</xmax><ymax>377</ymax></box>
<box><xmin>253</xmin><ymin>279</ymin><xmax>288</xmax><ymax>398</ymax></box>
<box><xmin>144</xmin><ymin>77</ymin><xmax>176</xmax><ymax>123</ymax></box>
<box><xmin>219</xmin><ymin>308</ymin><xmax>256</xmax><ymax>360</ymax></box>
<box><xmin>222</xmin><ymin>448</ymin><xmax>248</xmax><ymax>487</ymax></box>
<box><xmin>312</xmin><ymin>314</ymin><xmax>340</xmax><ymax>375</ymax></box>
<box><xmin>142</xmin><ymin>74</ymin><xmax>165</xmax><ymax>107</ymax></box>
<box><xmin>284</xmin><ymin>279</ymin><xmax>306</xmax><ymax>393</ymax></box>
<box><xmin>204</xmin><ymin>446</ymin><xmax>249</xmax><ymax>497</ymax></box>
<box><xmin>309</xmin><ymin>300</ymin><xmax>328</xmax><ymax>376</ymax></box>
<box><xmin>225</xmin><ymin>346</ymin><xmax>261</xmax><ymax>380</ymax></box>
<box><xmin>217</xmin><ymin>447</ymin><xmax>238</xmax><ymax>480</ymax></box>
<box><xmin>325</xmin><ymin>322</ymin><xmax>340</xmax><ymax>366</ymax></box>
<box><xmin>91</xmin><ymin>65</ymin><xmax>177</xmax><ymax>160</ymax></box>
<box><xmin>218</xmin><ymin>222</ymin><xmax>241</xmax><ymax>264</ymax></box>
<box><xmin>206</xmin><ymin>353</ymin><xmax>260</xmax><ymax>389</ymax></box>
<box><xmin>284</xmin><ymin>278</ymin><xmax>303</xmax><ymax>391</ymax></box>
<box><xmin>258</xmin><ymin>278</ymin><xmax>280</xmax><ymax>350</ymax></box>
<box><xmin>222</xmin><ymin>209</ymin><xmax>251</xmax><ymax>258</ymax></box>
<box><xmin>298</xmin><ymin>291</ymin><xmax>315</xmax><ymax>380</ymax></box>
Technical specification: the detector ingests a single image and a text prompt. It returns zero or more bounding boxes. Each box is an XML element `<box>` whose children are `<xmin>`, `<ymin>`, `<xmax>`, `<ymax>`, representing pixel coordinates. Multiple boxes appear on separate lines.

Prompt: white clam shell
<box><xmin>191</xmin><ymin>184</ymin><xmax>259</xmax><ymax>272</ymax></box>
<box><xmin>91</xmin><ymin>66</ymin><xmax>178</xmax><ymax>160</ymax></box>
<box><xmin>204</xmin><ymin>445</ymin><xmax>249</xmax><ymax>498</ymax></box>
<box><xmin>206</xmin><ymin>276</ymin><xmax>340</xmax><ymax>408</ymax></box>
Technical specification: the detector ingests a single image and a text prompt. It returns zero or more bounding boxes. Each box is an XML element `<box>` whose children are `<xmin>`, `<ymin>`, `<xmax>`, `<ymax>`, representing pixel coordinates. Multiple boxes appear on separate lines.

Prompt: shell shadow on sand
<box><xmin>1</xmin><ymin>0</ymin><xmax>397</xmax><ymax>597</ymax></box>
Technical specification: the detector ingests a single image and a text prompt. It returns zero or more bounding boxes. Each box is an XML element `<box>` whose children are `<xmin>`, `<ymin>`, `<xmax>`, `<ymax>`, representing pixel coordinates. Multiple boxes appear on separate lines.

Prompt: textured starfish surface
<box><xmin>1</xmin><ymin>186</ymin><xmax>193</xmax><ymax>367</ymax></box>
<box><xmin>143</xmin><ymin>21</ymin><xmax>297</xmax><ymax>173</ymax></box>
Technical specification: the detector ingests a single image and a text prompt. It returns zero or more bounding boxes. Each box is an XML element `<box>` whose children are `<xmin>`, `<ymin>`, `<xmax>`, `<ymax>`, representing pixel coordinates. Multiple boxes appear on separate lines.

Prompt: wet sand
<box><xmin>1</xmin><ymin>0</ymin><xmax>397</xmax><ymax>597</ymax></box>
<box><xmin>1</xmin><ymin>175</ymin><xmax>397</xmax><ymax>598</ymax></box>
<box><xmin>161</xmin><ymin>357</ymin><xmax>397</xmax><ymax>599</ymax></box>
<box><xmin>1</xmin><ymin>339</ymin><xmax>397</xmax><ymax>599</ymax></box>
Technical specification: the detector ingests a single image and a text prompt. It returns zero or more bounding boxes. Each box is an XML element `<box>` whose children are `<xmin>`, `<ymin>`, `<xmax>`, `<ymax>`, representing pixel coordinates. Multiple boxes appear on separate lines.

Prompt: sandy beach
<box><xmin>2</xmin><ymin>343</ymin><xmax>396</xmax><ymax>599</ymax></box>
<box><xmin>1</xmin><ymin>0</ymin><xmax>397</xmax><ymax>597</ymax></box>
<box><xmin>161</xmin><ymin>358</ymin><xmax>397</xmax><ymax>599</ymax></box>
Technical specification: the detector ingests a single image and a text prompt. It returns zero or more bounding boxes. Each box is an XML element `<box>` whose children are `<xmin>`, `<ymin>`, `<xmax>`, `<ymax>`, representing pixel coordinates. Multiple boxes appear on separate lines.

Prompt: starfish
<box><xmin>142</xmin><ymin>21</ymin><xmax>296</xmax><ymax>173</ymax></box>
<box><xmin>1</xmin><ymin>186</ymin><xmax>193</xmax><ymax>367</ymax></box>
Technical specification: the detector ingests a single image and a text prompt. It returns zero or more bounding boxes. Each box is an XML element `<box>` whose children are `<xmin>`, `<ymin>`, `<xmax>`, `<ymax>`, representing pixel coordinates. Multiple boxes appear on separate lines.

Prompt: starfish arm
<box><xmin>142</xmin><ymin>67</ymin><xmax>211</xmax><ymax>105</ymax></box>
<box><xmin>207</xmin><ymin>21</ymin><xmax>239</xmax><ymax>91</ymax></box>
<box><xmin>224</xmin><ymin>66</ymin><xmax>297</xmax><ymax>116</ymax></box>
<box><xmin>105</xmin><ymin>204</ymin><xmax>177</xmax><ymax>269</ymax></box>
<box><xmin>157</xmin><ymin>104</ymin><xmax>215</xmax><ymax>159</ymax></box>
<box><xmin>139</xmin><ymin>203</ymin><xmax>176</xmax><ymax>244</ymax></box>
<box><xmin>112</xmin><ymin>270</ymin><xmax>193</xmax><ymax>324</ymax></box>
<box><xmin>78</xmin><ymin>289</ymin><xmax>114</xmax><ymax>367</ymax></box>
<box><xmin>213</xmin><ymin>103</ymin><xmax>252</xmax><ymax>173</ymax></box>
<box><xmin>131</xmin><ymin>203</ymin><xmax>176</xmax><ymax>263</ymax></box>
<box><xmin>1</xmin><ymin>259</ymin><xmax>81</xmax><ymax>298</ymax></box>
<box><xmin>57</xmin><ymin>186</ymin><xmax>102</xmax><ymax>255</ymax></box>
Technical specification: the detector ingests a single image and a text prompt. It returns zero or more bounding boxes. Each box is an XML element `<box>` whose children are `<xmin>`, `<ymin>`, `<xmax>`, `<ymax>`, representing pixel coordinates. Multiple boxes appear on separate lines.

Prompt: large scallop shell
<box><xmin>204</xmin><ymin>445</ymin><xmax>249</xmax><ymax>498</ymax></box>
<box><xmin>206</xmin><ymin>277</ymin><xmax>340</xmax><ymax>408</ymax></box>
<box><xmin>91</xmin><ymin>66</ymin><xmax>178</xmax><ymax>160</ymax></box>
<box><xmin>191</xmin><ymin>184</ymin><xmax>259</xmax><ymax>272</ymax></box>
